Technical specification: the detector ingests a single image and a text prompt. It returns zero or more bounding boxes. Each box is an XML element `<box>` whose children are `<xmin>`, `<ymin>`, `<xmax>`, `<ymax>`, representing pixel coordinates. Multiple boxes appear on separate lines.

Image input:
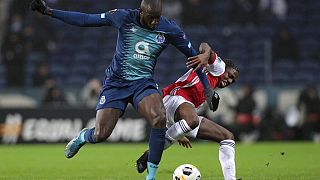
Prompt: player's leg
<box><xmin>150</xmin><ymin>103</ymin><xmax>199</xmax><ymax>151</ymax></box>
<box><xmin>85</xmin><ymin>108</ymin><xmax>122</xmax><ymax>142</ymax></box>
<box><xmin>65</xmin><ymin>82</ymin><xmax>127</xmax><ymax>159</ymax></box>
<box><xmin>193</xmin><ymin>117</ymin><xmax>234</xmax><ymax>141</ymax></box>
<box><xmin>157</xmin><ymin>102</ymin><xmax>199</xmax><ymax>151</ymax></box>
<box><xmin>64</xmin><ymin>108</ymin><xmax>121</xmax><ymax>158</ymax></box>
<box><xmin>190</xmin><ymin>117</ymin><xmax>236</xmax><ymax>180</ymax></box>
<box><xmin>136</xmin><ymin>93</ymin><xmax>167</xmax><ymax>180</ymax></box>
<box><xmin>165</xmin><ymin>102</ymin><xmax>199</xmax><ymax>142</ymax></box>
<box><xmin>136</xmin><ymin>97</ymin><xmax>196</xmax><ymax>173</ymax></box>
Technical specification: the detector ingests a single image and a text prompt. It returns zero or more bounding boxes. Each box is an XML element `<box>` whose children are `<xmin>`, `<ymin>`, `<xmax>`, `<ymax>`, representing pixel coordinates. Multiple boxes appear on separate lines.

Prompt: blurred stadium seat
<box><xmin>0</xmin><ymin>0</ymin><xmax>319</xmax><ymax>87</ymax></box>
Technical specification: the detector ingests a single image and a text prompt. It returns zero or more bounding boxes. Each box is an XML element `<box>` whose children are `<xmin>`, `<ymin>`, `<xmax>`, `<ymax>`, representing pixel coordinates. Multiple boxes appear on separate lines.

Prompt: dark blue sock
<box><xmin>84</xmin><ymin>128</ymin><xmax>96</xmax><ymax>143</ymax></box>
<box><xmin>148</xmin><ymin>128</ymin><xmax>166</xmax><ymax>164</ymax></box>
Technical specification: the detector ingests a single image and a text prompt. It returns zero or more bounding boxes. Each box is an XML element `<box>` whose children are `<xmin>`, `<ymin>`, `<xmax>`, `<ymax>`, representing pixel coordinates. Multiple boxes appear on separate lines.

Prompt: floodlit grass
<box><xmin>0</xmin><ymin>142</ymin><xmax>319</xmax><ymax>179</ymax></box>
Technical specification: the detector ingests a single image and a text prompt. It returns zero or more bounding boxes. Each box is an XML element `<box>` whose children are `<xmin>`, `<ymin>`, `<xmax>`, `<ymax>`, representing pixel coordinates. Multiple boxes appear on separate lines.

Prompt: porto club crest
<box><xmin>155</xmin><ymin>33</ymin><xmax>165</xmax><ymax>44</ymax></box>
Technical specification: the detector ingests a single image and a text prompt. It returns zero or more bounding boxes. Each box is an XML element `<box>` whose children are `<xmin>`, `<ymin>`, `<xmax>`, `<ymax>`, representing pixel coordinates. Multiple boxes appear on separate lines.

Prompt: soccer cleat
<box><xmin>65</xmin><ymin>128</ymin><xmax>87</xmax><ymax>158</ymax></box>
<box><xmin>136</xmin><ymin>150</ymin><xmax>149</xmax><ymax>173</ymax></box>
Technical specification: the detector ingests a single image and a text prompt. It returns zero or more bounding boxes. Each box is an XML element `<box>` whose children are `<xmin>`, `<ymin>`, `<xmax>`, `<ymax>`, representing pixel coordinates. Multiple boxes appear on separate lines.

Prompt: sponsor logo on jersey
<box><xmin>133</xmin><ymin>41</ymin><xmax>150</xmax><ymax>60</ymax></box>
<box><xmin>99</xmin><ymin>96</ymin><xmax>106</xmax><ymax>105</ymax></box>
<box><xmin>155</xmin><ymin>33</ymin><xmax>165</xmax><ymax>44</ymax></box>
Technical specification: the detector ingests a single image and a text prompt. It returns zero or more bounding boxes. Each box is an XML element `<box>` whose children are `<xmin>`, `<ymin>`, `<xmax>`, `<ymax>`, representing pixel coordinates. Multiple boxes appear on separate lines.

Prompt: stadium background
<box><xmin>0</xmin><ymin>0</ymin><xmax>320</xmax><ymax>179</ymax></box>
<box><xmin>1</xmin><ymin>0</ymin><xmax>319</xmax><ymax>144</ymax></box>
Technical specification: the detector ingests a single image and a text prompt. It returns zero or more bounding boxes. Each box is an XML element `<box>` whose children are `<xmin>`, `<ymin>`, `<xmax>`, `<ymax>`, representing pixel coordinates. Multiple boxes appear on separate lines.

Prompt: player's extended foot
<box><xmin>136</xmin><ymin>150</ymin><xmax>149</xmax><ymax>173</ymax></box>
<box><xmin>65</xmin><ymin>128</ymin><xmax>87</xmax><ymax>159</ymax></box>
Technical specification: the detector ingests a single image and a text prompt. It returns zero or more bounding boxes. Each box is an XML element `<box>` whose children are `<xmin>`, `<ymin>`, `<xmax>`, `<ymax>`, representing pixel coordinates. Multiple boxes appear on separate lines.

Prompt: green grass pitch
<box><xmin>0</xmin><ymin>142</ymin><xmax>319</xmax><ymax>179</ymax></box>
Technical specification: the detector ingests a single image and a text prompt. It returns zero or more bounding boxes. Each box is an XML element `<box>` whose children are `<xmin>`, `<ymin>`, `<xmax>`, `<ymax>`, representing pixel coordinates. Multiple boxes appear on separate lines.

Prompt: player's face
<box><xmin>218</xmin><ymin>67</ymin><xmax>239</xmax><ymax>88</ymax></box>
<box><xmin>140</xmin><ymin>10</ymin><xmax>161</xmax><ymax>30</ymax></box>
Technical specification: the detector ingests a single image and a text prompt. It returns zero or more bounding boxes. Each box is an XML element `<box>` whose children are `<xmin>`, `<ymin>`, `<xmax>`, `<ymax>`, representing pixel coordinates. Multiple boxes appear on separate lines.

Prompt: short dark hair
<box><xmin>223</xmin><ymin>59</ymin><xmax>239</xmax><ymax>74</ymax></box>
<box><xmin>140</xmin><ymin>0</ymin><xmax>162</xmax><ymax>12</ymax></box>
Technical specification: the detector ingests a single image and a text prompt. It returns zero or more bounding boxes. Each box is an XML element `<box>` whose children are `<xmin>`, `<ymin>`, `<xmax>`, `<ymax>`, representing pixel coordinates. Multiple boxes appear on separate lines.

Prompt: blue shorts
<box><xmin>96</xmin><ymin>78</ymin><xmax>160</xmax><ymax>114</ymax></box>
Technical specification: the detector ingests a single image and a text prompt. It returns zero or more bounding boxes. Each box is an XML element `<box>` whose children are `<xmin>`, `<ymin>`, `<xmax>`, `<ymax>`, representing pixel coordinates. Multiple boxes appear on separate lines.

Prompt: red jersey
<box><xmin>162</xmin><ymin>52</ymin><xmax>225</xmax><ymax>108</ymax></box>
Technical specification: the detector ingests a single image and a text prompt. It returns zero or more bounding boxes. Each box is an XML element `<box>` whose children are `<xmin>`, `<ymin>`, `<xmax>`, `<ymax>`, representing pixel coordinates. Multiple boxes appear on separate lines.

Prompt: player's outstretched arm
<box><xmin>168</xmin><ymin>24</ymin><xmax>220</xmax><ymax>111</ymax></box>
<box><xmin>176</xmin><ymin>43</ymin><xmax>219</xmax><ymax>112</ymax></box>
<box><xmin>30</xmin><ymin>0</ymin><xmax>112</xmax><ymax>27</ymax></box>
<box><xmin>187</xmin><ymin>42</ymin><xmax>212</xmax><ymax>72</ymax></box>
<box><xmin>191</xmin><ymin>42</ymin><xmax>220</xmax><ymax>112</ymax></box>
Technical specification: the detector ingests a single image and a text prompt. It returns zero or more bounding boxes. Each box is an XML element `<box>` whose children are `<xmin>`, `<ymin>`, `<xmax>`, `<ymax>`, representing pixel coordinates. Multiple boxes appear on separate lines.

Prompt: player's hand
<box><xmin>30</xmin><ymin>0</ymin><xmax>50</xmax><ymax>15</ymax></box>
<box><xmin>186</xmin><ymin>52</ymin><xmax>210</xmax><ymax>72</ymax></box>
<box><xmin>204</xmin><ymin>87</ymin><xmax>220</xmax><ymax>112</ymax></box>
<box><xmin>178</xmin><ymin>136</ymin><xmax>192</xmax><ymax>148</ymax></box>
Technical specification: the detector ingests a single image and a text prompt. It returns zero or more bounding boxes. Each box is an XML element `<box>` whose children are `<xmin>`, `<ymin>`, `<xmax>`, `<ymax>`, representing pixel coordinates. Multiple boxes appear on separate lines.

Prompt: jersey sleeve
<box><xmin>207</xmin><ymin>54</ymin><xmax>226</xmax><ymax>77</ymax></box>
<box><xmin>167</xmin><ymin>21</ymin><xmax>210</xmax><ymax>88</ymax></box>
<box><xmin>167</xmin><ymin>21</ymin><xmax>197</xmax><ymax>57</ymax></box>
<box><xmin>51</xmin><ymin>9</ymin><xmax>128</xmax><ymax>28</ymax></box>
<box><xmin>100</xmin><ymin>9</ymin><xmax>128</xmax><ymax>28</ymax></box>
<box><xmin>208</xmin><ymin>50</ymin><xmax>217</xmax><ymax>64</ymax></box>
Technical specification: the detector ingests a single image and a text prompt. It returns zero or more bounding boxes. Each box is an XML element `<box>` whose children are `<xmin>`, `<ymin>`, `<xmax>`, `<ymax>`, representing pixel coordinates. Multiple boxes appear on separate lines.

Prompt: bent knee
<box><xmin>214</xmin><ymin>129</ymin><xmax>234</xmax><ymax>143</ymax></box>
<box><xmin>149</xmin><ymin>113</ymin><xmax>166</xmax><ymax>128</ymax></box>
<box><xmin>185</xmin><ymin>117</ymin><xmax>200</xmax><ymax>129</ymax></box>
<box><xmin>221</xmin><ymin>130</ymin><xmax>234</xmax><ymax>141</ymax></box>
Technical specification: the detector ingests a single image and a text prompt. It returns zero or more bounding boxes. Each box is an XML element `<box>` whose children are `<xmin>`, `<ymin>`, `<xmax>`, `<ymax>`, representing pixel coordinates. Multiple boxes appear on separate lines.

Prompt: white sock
<box><xmin>185</xmin><ymin>117</ymin><xmax>203</xmax><ymax>138</ymax></box>
<box><xmin>219</xmin><ymin>140</ymin><xmax>236</xmax><ymax>180</ymax></box>
<box><xmin>164</xmin><ymin>120</ymin><xmax>192</xmax><ymax>150</ymax></box>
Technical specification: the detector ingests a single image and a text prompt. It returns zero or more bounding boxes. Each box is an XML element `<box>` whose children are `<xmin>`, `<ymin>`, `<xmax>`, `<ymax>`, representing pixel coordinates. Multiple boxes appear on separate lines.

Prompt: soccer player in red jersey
<box><xmin>136</xmin><ymin>42</ymin><xmax>240</xmax><ymax>180</ymax></box>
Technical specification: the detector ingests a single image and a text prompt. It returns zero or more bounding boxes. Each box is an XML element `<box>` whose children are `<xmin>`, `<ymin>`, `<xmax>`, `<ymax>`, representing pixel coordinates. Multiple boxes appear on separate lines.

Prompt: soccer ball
<box><xmin>172</xmin><ymin>164</ymin><xmax>201</xmax><ymax>180</ymax></box>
